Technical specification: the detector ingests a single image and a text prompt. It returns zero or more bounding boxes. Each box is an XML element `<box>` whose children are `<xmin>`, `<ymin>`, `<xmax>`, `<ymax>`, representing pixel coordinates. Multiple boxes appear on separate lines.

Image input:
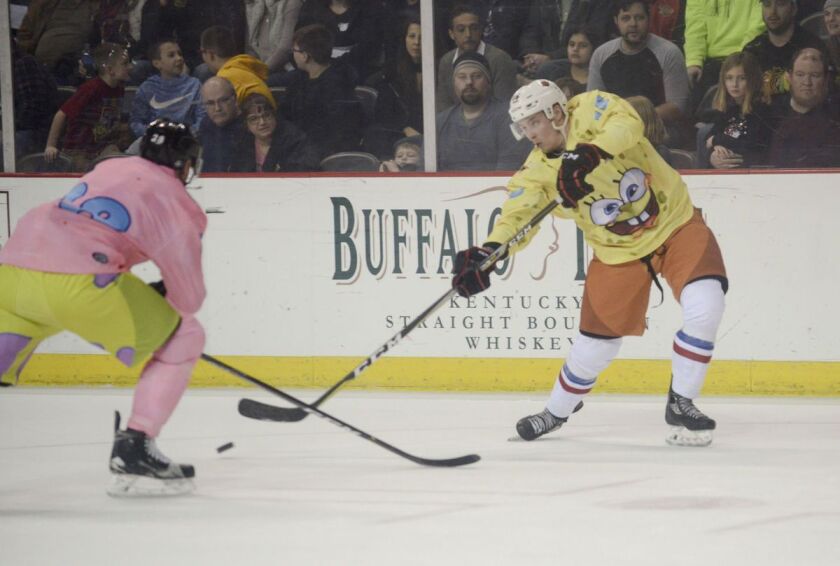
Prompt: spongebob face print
<box><xmin>586</xmin><ymin>167</ymin><xmax>660</xmax><ymax>236</ymax></box>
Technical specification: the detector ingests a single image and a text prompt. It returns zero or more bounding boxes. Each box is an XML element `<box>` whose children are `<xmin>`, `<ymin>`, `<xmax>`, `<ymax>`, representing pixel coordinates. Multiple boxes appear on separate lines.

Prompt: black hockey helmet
<box><xmin>140</xmin><ymin>119</ymin><xmax>202</xmax><ymax>182</ymax></box>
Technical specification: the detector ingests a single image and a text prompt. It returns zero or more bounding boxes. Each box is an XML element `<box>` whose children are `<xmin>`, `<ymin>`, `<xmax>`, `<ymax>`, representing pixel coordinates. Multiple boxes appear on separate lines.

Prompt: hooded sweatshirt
<box><xmin>684</xmin><ymin>0</ymin><xmax>766</xmax><ymax>68</ymax></box>
<box><xmin>218</xmin><ymin>54</ymin><xmax>276</xmax><ymax>108</ymax></box>
<box><xmin>130</xmin><ymin>73</ymin><xmax>206</xmax><ymax>137</ymax></box>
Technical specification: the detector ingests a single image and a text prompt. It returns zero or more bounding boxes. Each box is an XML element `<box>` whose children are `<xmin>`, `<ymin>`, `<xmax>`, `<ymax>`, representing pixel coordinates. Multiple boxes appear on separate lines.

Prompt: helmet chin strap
<box><xmin>550</xmin><ymin>110</ymin><xmax>569</xmax><ymax>139</ymax></box>
<box><xmin>550</xmin><ymin>110</ymin><xmax>569</xmax><ymax>143</ymax></box>
<box><xmin>180</xmin><ymin>156</ymin><xmax>203</xmax><ymax>186</ymax></box>
<box><xmin>179</xmin><ymin>162</ymin><xmax>195</xmax><ymax>185</ymax></box>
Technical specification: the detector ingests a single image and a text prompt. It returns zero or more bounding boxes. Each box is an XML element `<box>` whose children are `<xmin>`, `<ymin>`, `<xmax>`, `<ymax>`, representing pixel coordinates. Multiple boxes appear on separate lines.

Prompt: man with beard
<box><xmin>435</xmin><ymin>4</ymin><xmax>518</xmax><ymax>112</ymax></box>
<box><xmin>436</xmin><ymin>52</ymin><xmax>531</xmax><ymax>170</ymax></box>
<box><xmin>744</xmin><ymin>0</ymin><xmax>824</xmax><ymax>98</ymax></box>
<box><xmin>588</xmin><ymin>0</ymin><xmax>690</xmax><ymax>140</ymax></box>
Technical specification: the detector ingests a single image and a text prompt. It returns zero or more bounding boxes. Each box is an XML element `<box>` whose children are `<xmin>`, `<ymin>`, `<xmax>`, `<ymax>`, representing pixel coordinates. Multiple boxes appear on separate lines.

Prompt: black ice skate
<box><xmin>516</xmin><ymin>401</ymin><xmax>583</xmax><ymax>441</ymax></box>
<box><xmin>107</xmin><ymin>411</ymin><xmax>195</xmax><ymax>497</ymax></box>
<box><xmin>665</xmin><ymin>388</ymin><xmax>716</xmax><ymax>447</ymax></box>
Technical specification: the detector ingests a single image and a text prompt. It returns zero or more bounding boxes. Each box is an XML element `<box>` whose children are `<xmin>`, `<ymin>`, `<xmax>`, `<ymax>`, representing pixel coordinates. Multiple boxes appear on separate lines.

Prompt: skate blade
<box><xmin>665</xmin><ymin>426</ymin><xmax>713</xmax><ymax>447</ymax></box>
<box><xmin>107</xmin><ymin>474</ymin><xmax>195</xmax><ymax>497</ymax></box>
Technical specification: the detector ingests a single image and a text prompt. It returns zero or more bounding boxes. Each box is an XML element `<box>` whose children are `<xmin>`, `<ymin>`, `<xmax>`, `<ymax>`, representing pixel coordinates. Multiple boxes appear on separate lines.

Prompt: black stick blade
<box><xmin>411</xmin><ymin>454</ymin><xmax>481</xmax><ymax>467</ymax></box>
<box><xmin>238</xmin><ymin>398</ymin><xmax>306</xmax><ymax>422</ymax></box>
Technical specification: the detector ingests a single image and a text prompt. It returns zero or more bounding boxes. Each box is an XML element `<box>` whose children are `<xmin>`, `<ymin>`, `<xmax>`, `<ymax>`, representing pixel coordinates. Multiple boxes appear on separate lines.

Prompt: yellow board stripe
<box><xmin>15</xmin><ymin>354</ymin><xmax>840</xmax><ymax>396</ymax></box>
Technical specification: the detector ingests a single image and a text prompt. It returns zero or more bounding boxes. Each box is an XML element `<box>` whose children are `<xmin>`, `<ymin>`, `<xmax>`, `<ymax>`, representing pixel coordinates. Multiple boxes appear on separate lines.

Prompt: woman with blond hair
<box><xmin>704</xmin><ymin>51</ymin><xmax>775</xmax><ymax>169</ymax></box>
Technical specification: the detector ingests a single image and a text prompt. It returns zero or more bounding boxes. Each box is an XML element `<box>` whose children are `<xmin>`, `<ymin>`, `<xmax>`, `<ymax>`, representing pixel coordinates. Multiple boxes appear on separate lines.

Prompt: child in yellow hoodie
<box><xmin>199</xmin><ymin>25</ymin><xmax>276</xmax><ymax>109</ymax></box>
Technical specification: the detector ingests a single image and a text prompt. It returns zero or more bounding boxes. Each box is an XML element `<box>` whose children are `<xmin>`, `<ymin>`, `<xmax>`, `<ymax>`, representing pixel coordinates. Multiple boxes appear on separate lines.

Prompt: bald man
<box><xmin>198</xmin><ymin>77</ymin><xmax>247</xmax><ymax>172</ymax></box>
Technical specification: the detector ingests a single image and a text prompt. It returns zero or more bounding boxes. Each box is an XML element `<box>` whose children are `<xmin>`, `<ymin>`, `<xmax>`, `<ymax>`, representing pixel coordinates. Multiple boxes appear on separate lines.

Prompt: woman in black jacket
<box><xmin>234</xmin><ymin>93</ymin><xmax>321</xmax><ymax>172</ymax></box>
<box><xmin>364</xmin><ymin>14</ymin><xmax>423</xmax><ymax>159</ymax></box>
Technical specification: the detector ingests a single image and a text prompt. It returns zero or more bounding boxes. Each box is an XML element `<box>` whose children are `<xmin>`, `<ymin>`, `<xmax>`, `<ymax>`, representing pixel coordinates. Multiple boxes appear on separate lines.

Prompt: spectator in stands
<box><xmin>296</xmin><ymin>0</ymin><xmax>382</xmax><ymax>83</ymax></box>
<box><xmin>200</xmin><ymin>25</ymin><xmax>276</xmax><ymax>109</ymax></box>
<box><xmin>768</xmin><ymin>48</ymin><xmax>840</xmax><ymax>167</ymax></box>
<box><xmin>91</xmin><ymin>0</ymin><xmax>135</xmax><ymax>52</ymax></box>
<box><xmin>382</xmin><ymin>0</ymin><xmax>420</xmax><ymax>68</ymax></box>
<box><xmin>16</xmin><ymin>0</ymin><xmax>99</xmax><ymax>84</ymax></box>
<box><xmin>280</xmin><ymin>24</ymin><xmax>365</xmax><ymax>157</ymax></box>
<box><xmin>137</xmin><ymin>1</ymin><xmax>247</xmax><ymax>75</ymax></box>
<box><xmin>588</xmin><ymin>0</ymin><xmax>690</xmax><ymax>143</ymax></box>
<box><xmin>825</xmin><ymin>0</ymin><xmax>840</xmax><ymax>82</ymax></box>
<box><xmin>744</xmin><ymin>0</ymin><xmax>824</xmax><ymax>98</ymax></box>
<box><xmin>44</xmin><ymin>43</ymin><xmax>132</xmax><ymax>171</ymax></box>
<box><xmin>684</xmin><ymin>0</ymin><xmax>765</xmax><ymax>114</ymax></box>
<box><xmin>379</xmin><ymin>134</ymin><xmax>424</xmax><ymax>172</ymax></box>
<box><xmin>649</xmin><ymin>0</ymin><xmax>685</xmax><ymax>47</ymax></box>
<box><xmin>437</xmin><ymin>4</ymin><xmax>518</xmax><ymax>112</ymax></box>
<box><xmin>519</xmin><ymin>0</ymin><xmax>616</xmax><ymax>78</ymax></box>
<box><xmin>534</xmin><ymin>25</ymin><xmax>602</xmax><ymax>86</ymax></box>
<box><xmin>11</xmin><ymin>39</ymin><xmax>59</xmax><ymax>158</ymax></box>
<box><xmin>197</xmin><ymin>77</ymin><xmax>246</xmax><ymax>172</ymax></box>
<box><xmin>190</xmin><ymin>1</ymin><xmax>249</xmax><ymax>59</ymax></box>
<box><xmin>232</xmin><ymin>93</ymin><xmax>321</xmax><ymax>172</ymax></box>
<box><xmin>108</xmin><ymin>0</ymin><xmax>160</xmax><ymax>86</ymax></box>
<box><xmin>245</xmin><ymin>0</ymin><xmax>304</xmax><ymax>85</ymax></box>
<box><xmin>627</xmin><ymin>95</ymin><xmax>675</xmax><ymax>165</ymax></box>
<box><xmin>481</xmin><ymin>1</ymin><xmax>531</xmax><ymax>59</ymax></box>
<box><xmin>129</xmin><ymin>39</ymin><xmax>205</xmax><ymax>140</ymax></box>
<box><xmin>704</xmin><ymin>51</ymin><xmax>775</xmax><ymax>169</ymax></box>
<box><xmin>366</xmin><ymin>14</ymin><xmax>424</xmax><ymax>159</ymax></box>
<box><xmin>436</xmin><ymin>52</ymin><xmax>531</xmax><ymax>170</ymax></box>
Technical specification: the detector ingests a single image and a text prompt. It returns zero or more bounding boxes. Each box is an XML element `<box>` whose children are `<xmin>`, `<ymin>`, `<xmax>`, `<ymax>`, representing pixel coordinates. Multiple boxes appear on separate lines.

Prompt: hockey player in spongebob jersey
<box><xmin>451</xmin><ymin>81</ymin><xmax>728</xmax><ymax>447</ymax></box>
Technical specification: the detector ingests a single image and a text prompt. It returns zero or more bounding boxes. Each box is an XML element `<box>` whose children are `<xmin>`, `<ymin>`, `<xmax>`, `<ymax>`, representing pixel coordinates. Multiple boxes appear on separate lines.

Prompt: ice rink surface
<box><xmin>1</xmin><ymin>388</ymin><xmax>839</xmax><ymax>566</ymax></box>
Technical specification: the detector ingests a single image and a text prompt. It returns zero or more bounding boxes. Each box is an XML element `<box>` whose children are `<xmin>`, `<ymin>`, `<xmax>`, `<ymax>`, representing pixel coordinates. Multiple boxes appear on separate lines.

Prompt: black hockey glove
<box><xmin>556</xmin><ymin>144</ymin><xmax>611</xmax><ymax>209</ymax></box>
<box><xmin>452</xmin><ymin>243</ymin><xmax>502</xmax><ymax>298</ymax></box>
<box><xmin>148</xmin><ymin>280</ymin><xmax>167</xmax><ymax>297</ymax></box>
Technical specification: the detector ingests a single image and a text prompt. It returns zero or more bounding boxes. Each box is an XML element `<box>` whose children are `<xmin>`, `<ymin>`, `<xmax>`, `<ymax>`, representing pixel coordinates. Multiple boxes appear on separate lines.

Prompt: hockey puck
<box><xmin>216</xmin><ymin>442</ymin><xmax>234</xmax><ymax>453</ymax></box>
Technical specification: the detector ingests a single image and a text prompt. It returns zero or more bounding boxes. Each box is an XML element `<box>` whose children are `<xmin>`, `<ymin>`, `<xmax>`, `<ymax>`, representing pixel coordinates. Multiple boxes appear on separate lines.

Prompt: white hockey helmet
<box><xmin>508</xmin><ymin>80</ymin><xmax>568</xmax><ymax>140</ymax></box>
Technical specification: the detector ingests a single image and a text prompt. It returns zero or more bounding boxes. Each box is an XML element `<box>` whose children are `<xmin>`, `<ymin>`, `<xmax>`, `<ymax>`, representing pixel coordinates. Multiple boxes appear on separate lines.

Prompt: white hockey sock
<box><xmin>671</xmin><ymin>279</ymin><xmax>725</xmax><ymax>399</ymax></box>
<box><xmin>546</xmin><ymin>333</ymin><xmax>622</xmax><ymax>418</ymax></box>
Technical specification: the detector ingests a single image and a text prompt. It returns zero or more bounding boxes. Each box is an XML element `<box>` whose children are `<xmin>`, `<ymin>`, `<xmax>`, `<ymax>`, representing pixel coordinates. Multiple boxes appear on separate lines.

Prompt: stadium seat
<box><xmin>800</xmin><ymin>13</ymin><xmax>828</xmax><ymax>41</ymax></box>
<box><xmin>56</xmin><ymin>85</ymin><xmax>76</xmax><ymax>107</ymax></box>
<box><xmin>320</xmin><ymin>151</ymin><xmax>380</xmax><ymax>172</ymax></box>
<box><xmin>695</xmin><ymin>85</ymin><xmax>718</xmax><ymax>123</ymax></box>
<box><xmin>269</xmin><ymin>86</ymin><xmax>287</xmax><ymax>106</ymax></box>
<box><xmin>123</xmin><ymin>86</ymin><xmax>138</xmax><ymax>116</ymax></box>
<box><xmin>354</xmin><ymin>86</ymin><xmax>378</xmax><ymax>123</ymax></box>
<box><xmin>669</xmin><ymin>149</ymin><xmax>697</xmax><ymax>170</ymax></box>
<box><xmin>16</xmin><ymin>152</ymin><xmax>73</xmax><ymax>173</ymax></box>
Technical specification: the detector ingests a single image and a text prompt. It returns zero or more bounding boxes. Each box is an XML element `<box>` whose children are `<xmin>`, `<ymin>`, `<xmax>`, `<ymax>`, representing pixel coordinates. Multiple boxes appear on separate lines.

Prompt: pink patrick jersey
<box><xmin>0</xmin><ymin>156</ymin><xmax>207</xmax><ymax>315</ymax></box>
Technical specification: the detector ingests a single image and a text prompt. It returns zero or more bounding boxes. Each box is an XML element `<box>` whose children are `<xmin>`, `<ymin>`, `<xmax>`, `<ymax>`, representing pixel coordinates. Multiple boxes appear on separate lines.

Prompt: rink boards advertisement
<box><xmin>0</xmin><ymin>171</ymin><xmax>838</xmax><ymax>394</ymax></box>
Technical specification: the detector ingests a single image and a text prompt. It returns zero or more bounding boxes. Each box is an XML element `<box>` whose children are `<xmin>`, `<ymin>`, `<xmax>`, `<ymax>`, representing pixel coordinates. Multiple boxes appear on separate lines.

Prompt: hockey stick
<box><xmin>200</xmin><ymin>353</ymin><xmax>480</xmax><ymax>467</ymax></box>
<box><xmin>239</xmin><ymin>195</ymin><xmax>564</xmax><ymax>423</ymax></box>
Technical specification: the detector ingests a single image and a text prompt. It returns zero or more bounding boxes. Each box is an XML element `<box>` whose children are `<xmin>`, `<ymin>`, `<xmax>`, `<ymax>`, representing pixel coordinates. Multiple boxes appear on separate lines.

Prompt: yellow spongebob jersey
<box><xmin>486</xmin><ymin>90</ymin><xmax>694</xmax><ymax>265</ymax></box>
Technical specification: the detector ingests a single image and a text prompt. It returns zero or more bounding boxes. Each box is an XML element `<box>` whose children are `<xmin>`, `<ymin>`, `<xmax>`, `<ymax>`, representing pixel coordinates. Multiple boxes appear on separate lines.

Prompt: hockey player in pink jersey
<box><xmin>0</xmin><ymin>119</ymin><xmax>207</xmax><ymax>496</ymax></box>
